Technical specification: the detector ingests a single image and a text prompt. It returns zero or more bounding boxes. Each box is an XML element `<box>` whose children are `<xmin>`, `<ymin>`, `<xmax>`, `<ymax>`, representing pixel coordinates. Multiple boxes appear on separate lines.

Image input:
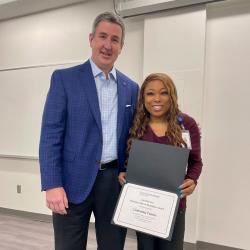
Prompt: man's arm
<box><xmin>39</xmin><ymin>70</ymin><xmax>68</xmax><ymax>214</ymax></box>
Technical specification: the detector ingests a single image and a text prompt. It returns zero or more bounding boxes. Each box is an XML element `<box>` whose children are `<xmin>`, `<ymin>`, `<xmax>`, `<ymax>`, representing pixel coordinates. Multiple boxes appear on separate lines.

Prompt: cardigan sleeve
<box><xmin>183</xmin><ymin>114</ymin><xmax>203</xmax><ymax>183</ymax></box>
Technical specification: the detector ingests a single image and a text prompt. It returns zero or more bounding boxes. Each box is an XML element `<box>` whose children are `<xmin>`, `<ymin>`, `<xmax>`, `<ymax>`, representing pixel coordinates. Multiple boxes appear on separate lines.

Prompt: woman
<box><xmin>118</xmin><ymin>73</ymin><xmax>202</xmax><ymax>250</ymax></box>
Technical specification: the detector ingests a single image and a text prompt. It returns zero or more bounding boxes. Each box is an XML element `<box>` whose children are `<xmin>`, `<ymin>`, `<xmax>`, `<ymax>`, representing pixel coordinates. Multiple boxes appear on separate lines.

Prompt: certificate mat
<box><xmin>113</xmin><ymin>183</ymin><xmax>178</xmax><ymax>239</ymax></box>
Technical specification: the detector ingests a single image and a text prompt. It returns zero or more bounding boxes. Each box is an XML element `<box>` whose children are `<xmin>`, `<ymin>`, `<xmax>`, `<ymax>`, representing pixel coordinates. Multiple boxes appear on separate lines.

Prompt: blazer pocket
<box><xmin>63</xmin><ymin>149</ymin><xmax>76</xmax><ymax>162</ymax></box>
<box><xmin>124</xmin><ymin>105</ymin><xmax>134</xmax><ymax>128</ymax></box>
<box><xmin>125</xmin><ymin>104</ymin><xmax>133</xmax><ymax>116</ymax></box>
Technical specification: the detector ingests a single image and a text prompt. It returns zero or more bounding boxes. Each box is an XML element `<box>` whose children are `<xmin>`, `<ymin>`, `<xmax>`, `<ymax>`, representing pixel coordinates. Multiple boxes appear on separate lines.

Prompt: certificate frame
<box><xmin>112</xmin><ymin>183</ymin><xmax>180</xmax><ymax>240</ymax></box>
<box><xmin>112</xmin><ymin>139</ymin><xmax>189</xmax><ymax>240</ymax></box>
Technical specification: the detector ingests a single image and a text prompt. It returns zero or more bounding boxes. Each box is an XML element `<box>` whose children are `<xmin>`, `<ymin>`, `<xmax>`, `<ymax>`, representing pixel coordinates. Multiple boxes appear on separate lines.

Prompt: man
<box><xmin>39</xmin><ymin>12</ymin><xmax>139</xmax><ymax>250</ymax></box>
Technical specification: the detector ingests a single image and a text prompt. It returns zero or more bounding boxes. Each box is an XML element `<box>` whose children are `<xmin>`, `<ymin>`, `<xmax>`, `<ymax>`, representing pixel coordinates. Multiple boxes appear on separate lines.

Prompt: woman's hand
<box><xmin>179</xmin><ymin>178</ymin><xmax>196</xmax><ymax>198</ymax></box>
<box><xmin>118</xmin><ymin>172</ymin><xmax>127</xmax><ymax>186</ymax></box>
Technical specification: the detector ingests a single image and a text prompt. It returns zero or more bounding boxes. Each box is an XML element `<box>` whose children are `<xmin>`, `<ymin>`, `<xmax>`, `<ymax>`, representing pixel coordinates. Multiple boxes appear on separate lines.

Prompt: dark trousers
<box><xmin>136</xmin><ymin>210</ymin><xmax>185</xmax><ymax>250</ymax></box>
<box><xmin>53</xmin><ymin>168</ymin><xmax>126</xmax><ymax>250</ymax></box>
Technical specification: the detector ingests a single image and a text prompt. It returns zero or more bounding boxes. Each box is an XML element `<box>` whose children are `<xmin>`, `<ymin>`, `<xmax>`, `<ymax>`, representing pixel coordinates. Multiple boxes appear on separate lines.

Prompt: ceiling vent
<box><xmin>115</xmin><ymin>0</ymin><xmax>225</xmax><ymax>17</ymax></box>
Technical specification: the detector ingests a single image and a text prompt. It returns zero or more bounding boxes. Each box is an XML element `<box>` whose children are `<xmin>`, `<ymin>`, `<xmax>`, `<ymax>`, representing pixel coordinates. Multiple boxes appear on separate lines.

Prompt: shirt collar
<box><xmin>89</xmin><ymin>58</ymin><xmax>117</xmax><ymax>80</ymax></box>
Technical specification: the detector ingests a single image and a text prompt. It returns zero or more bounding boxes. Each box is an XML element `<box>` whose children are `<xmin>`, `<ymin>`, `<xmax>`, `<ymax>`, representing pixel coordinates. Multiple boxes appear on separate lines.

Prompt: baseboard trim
<box><xmin>196</xmin><ymin>241</ymin><xmax>245</xmax><ymax>250</ymax></box>
<box><xmin>0</xmin><ymin>207</ymin><xmax>245</xmax><ymax>250</ymax></box>
<box><xmin>184</xmin><ymin>242</ymin><xmax>196</xmax><ymax>250</ymax></box>
<box><xmin>0</xmin><ymin>207</ymin><xmax>52</xmax><ymax>222</ymax></box>
<box><xmin>184</xmin><ymin>241</ymin><xmax>245</xmax><ymax>250</ymax></box>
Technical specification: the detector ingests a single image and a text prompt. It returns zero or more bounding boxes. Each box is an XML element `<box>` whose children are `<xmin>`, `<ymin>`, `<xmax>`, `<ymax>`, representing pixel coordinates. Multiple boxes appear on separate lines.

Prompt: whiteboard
<box><xmin>0</xmin><ymin>62</ymin><xmax>79</xmax><ymax>158</ymax></box>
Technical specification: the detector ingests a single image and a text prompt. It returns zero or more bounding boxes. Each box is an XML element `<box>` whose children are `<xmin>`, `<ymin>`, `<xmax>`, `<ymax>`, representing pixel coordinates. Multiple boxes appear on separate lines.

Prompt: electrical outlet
<box><xmin>17</xmin><ymin>184</ymin><xmax>21</xmax><ymax>194</ymax></box>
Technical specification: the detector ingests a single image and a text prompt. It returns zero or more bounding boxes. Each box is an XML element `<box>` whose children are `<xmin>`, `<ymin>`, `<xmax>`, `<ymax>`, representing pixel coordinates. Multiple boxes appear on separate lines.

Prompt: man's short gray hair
<box><xmin>92</xmin><ymin>12</ymin><xmax>125</xmax><ymax>43</ymax></box>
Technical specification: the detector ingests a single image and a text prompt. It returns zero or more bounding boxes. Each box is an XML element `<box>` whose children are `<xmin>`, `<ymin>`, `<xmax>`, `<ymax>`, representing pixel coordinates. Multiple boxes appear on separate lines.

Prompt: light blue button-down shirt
<box><xmin>89</xmin><ymin>59</ymin><xmax>118</xmax><ymax>163</ymax></box>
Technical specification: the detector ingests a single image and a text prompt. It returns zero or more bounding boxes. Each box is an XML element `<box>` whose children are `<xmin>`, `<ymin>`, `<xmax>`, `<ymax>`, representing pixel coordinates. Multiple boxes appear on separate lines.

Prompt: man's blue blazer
<box><xmin>39</xmin><ymin>60</ymin><xmax>139</xmax><ymax>204</ymax></box>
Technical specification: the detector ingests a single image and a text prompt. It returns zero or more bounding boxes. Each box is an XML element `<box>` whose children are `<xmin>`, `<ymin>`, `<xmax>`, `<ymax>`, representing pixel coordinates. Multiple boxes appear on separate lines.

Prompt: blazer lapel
<box><xmin>79</xmin><ymin>62</ymin><xmax>102</xmax><ymax>133</ymax></box>
<box><xmin>117</xmin><ymin>73</ymin><xmax>127</xmax><ymax>141</ymax></box>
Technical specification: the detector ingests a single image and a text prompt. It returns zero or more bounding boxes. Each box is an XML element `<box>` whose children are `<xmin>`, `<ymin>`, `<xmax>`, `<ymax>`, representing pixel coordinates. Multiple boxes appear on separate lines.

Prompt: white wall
<box><xmin>0</xmin><ymin>0</ymin><xmax>250</xmax><ymax>249</ymax></box>
<box><xmin>143</xmin><ymin>5</ymin><xmax>206</xmax><ymax>244</ymax></box>
<box><xmin>198</xmin><ymin>1</ymin><xmax>250</xmax><ymax>249</ymax></box>
<box><xmin>0</xmin><ymin>0</ymin><xmax>144</xmax><ymax>158</ymax></box>
<box><xmin>0</xmin><ymin>0</ymin><xmax>144</xmax><ymax>214</ymax></box>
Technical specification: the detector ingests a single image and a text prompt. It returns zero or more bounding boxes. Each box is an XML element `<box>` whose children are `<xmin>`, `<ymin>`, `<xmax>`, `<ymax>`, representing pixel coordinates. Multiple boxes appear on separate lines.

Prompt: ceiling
<box><xmin>0</xmin><ymin>0</ymin><xmax>89</xmax><ymax>21</ymax></box>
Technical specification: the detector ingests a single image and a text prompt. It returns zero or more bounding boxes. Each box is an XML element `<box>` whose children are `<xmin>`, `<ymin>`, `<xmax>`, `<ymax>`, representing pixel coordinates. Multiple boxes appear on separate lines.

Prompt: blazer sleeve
<box><xmin>39</xmin><ymin>70</ymin><xmax>67</xmax><ymax>191</ymax></box>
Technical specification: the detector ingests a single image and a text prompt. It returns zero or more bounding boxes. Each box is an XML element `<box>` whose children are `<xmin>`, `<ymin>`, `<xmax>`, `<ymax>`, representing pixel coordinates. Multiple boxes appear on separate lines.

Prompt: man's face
<box><xmin>89</xmin><ymin>21</ymin><xmax>123</xmax><ymax>74</ymax></box>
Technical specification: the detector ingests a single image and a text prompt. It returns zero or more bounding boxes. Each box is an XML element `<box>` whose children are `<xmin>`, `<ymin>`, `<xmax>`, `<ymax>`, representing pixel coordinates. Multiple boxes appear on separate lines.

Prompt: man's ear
<box><xmin>89</xmin><ymin>33</ymin><xmax>93</xmax><ymax>44</ymax></box>
<box><xmin>118</xmin><ymin>41</ymin><xmax>124</xmax><ymax>55</ymax></box>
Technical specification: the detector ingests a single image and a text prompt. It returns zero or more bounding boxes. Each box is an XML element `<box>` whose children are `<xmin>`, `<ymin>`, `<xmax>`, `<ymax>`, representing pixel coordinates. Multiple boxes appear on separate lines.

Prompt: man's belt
<box><xmin>99</xmin><ymin>159</ymin><xmax>118</xmax><ymax>171</ymax></box>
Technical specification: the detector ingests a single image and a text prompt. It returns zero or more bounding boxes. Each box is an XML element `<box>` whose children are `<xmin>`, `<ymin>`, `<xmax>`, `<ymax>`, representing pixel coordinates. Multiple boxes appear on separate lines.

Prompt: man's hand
<box><xmin>178</xmin><ymin>179</ymin><xmax>196</xmax><ymax>198</ymax></box>
<box><xmin>118</xmin><ymin>172</ymin><xmax>127</xmax><ymax>186</ymax></box>
<box><xmin>46</xmin><ymin>187</ymin><xmax>68</xmax><ymax>215</ymax></box>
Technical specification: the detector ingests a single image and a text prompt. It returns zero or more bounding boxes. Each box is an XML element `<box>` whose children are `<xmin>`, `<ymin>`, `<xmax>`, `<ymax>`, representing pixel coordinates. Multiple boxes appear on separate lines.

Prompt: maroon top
<box><xmin>141</xmin><ymin>113</ymin><xmax>202</xmax><ymax>210</ymax></box>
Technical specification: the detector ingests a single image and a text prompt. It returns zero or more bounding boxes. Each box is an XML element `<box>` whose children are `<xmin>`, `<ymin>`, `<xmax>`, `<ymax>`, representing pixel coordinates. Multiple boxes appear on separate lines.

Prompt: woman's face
<box><xmin>144</xmin><ymin>79</ymin><xmax>170</xmax><ymax>120</ymax></box>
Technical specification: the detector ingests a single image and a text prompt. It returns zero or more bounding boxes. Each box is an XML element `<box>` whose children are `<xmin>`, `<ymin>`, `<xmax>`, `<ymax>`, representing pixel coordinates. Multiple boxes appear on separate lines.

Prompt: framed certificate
<box><xmin>113</xmin><ymin>183</ymin><xmax>179</xmax><ymax>239</ymax></box>
<box><xmin>112</xmin><ymin>139</ymin><xmax>189</xmax><ymax>240</ymax></box>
